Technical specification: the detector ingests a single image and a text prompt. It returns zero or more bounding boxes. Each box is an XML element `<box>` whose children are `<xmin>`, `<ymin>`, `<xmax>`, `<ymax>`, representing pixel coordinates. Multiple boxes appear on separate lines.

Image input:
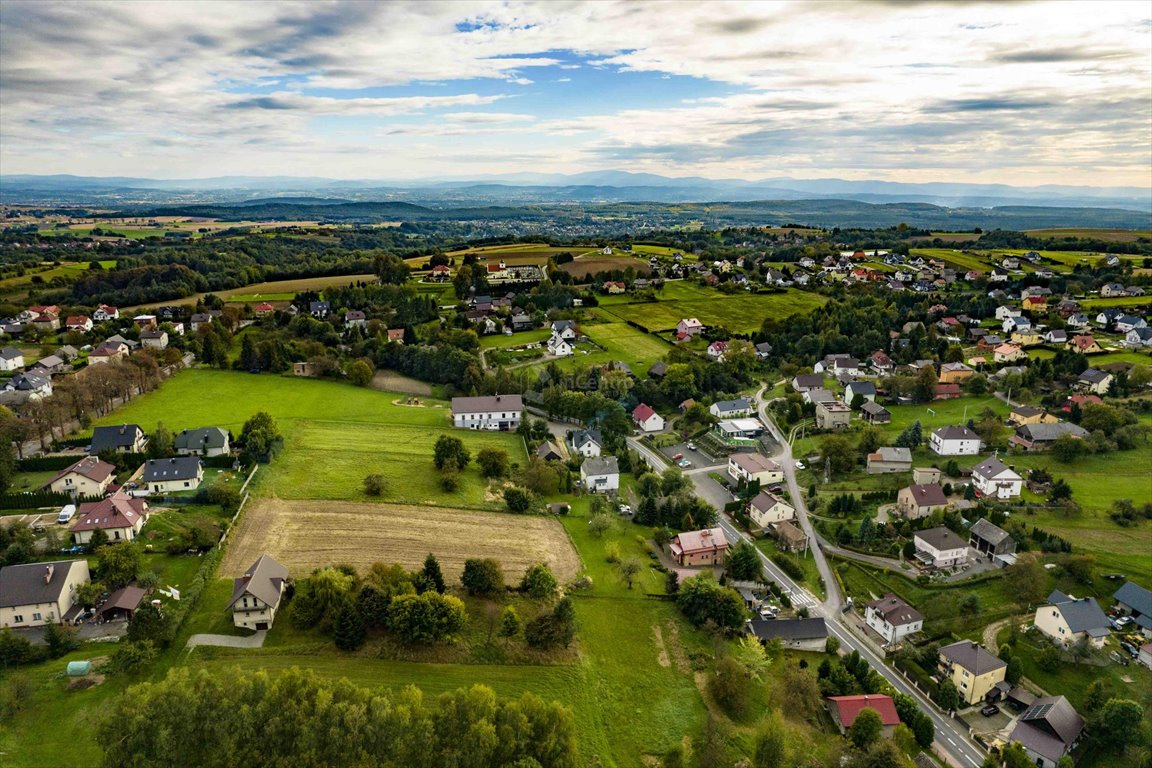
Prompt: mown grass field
<box><xmin>559</xmin><ymin>255</ymin><xmax>652</xmax><ymax>279</ymax></box>
<box><xmin>124</xmin><ymin>274</ymin><xmax>377</xmax><ymax>311</ymax></box>
<box><xmin>433</xmin><ymin>243</ymin><xmax>596</xmax><ymax>267</ymax></box>
<box><xmin>480</xmin><ymin>327</ymin><xmax>550</xmax><ymax>348</ymax></box>
<box><xmin>1024</xmin><ymin>228</ymin><xmax>1151</xmax><ymax>243</ymax></box>
<box><xmin>600</xmin><ymin>285</ymin><xmax>827</xmax><ymax>334</ymax></box>
<box><xmin>92</xmin><ymin>370</ymin><xmax>525</xmax><ymax>509</ymax></box>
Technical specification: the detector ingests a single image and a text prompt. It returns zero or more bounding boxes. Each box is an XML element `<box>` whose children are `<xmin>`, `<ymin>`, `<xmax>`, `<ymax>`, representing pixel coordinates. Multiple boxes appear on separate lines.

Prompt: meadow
<box><xmin>600</xmin><ymin>284</ymin><xmax>828</xmax><ymax>334</ymax></box>
<box><xmin>1024</xmin><ymin>228</ymin><xmax>1152</xmax><ymax>243</ymax></box>
<box><xmin>124</xmin><ymin>273</ymin><xmax>377</xmax><ymax>311</ymax></box>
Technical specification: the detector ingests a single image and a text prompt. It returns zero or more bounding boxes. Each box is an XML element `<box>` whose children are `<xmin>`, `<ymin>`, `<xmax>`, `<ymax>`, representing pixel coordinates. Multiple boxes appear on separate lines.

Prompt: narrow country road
<box><xmin>627</xmin><ymin>393</ymin><xmax>988</xmax><ymax>768</ymax></box>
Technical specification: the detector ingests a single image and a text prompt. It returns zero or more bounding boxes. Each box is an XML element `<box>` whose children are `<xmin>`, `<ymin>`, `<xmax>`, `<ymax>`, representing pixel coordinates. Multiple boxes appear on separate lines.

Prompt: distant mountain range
<box><xmin>2</xmin><ymin>172</ymin><xmax>1149</xmax><ymax>212</ymax></box>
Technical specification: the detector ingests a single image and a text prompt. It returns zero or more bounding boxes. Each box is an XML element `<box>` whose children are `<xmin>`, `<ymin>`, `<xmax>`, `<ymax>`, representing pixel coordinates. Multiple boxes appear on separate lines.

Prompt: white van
<box><xmin>57</xmin><ymin>504</ymin><xmax>77</xmax><ymax>524</ymax></box>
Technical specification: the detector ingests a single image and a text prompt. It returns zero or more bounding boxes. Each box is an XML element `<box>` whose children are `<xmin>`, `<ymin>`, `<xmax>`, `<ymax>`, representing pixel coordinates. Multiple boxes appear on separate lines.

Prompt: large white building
<box><xmin>913</xmin><ymin>527</ymin><xmax>969</xmax><ymax>569</ymax></box>
<box><xmin>747</xmin><ymin>491</ymin><xmax>795</xmax><ymax>529</ymax></box>
<box><xmin>1034</xmin><ymin>590</ymin><xmax>1111</xmax><ymax>649</ymax></box>
<box><xmin>451</xmin><ymin>394</ymin><xmax>524</xmax><ymax>431</ymax></box>
<box><xmin>864</xmin><ymin>594</ymin><xmax>923</xmax><ymax>645</ymax></box>
<box><xmin>971</xmin><ymin>456</ymin><xmax>1023</xmax><ymax>499</ymax></box>
<box><xmin>228</xmin><ymin>554</ymin><xmax>290</xmax><ymax>631</ymax></box>
<box><xmin>929</xmin><ymin>425</ymin><xmax>981</xmax><ymax>456</ymax></box>
<box><xmin>727</xmin><ymin>453</ymin><xmax>783</xmax><ymax>486</ymax></box>
<box><xmin>0</xmin><ymin>560</ymin><xmax>90</xmax><ymax>628</ymax></box>
<box><xmin>580</xmin><ymin>456</ymin><xmax>620</xmax><ymax>494</ymax></box>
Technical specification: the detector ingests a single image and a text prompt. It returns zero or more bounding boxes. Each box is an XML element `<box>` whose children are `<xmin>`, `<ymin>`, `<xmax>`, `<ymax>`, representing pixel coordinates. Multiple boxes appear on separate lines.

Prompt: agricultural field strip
<box><xmin>219</xmin><ymin>498</ymin><xmax>581</xmax><ymax>583</ymax></box>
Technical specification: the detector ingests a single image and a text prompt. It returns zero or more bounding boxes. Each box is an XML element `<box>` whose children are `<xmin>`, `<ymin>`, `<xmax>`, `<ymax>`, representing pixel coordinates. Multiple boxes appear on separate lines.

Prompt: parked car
<box><xmin>1121</xmin><ymin>641</ymin><xmax>1140</xmax><ymax>657</ymax></box>
<box><xmin>672</xmin><ymin>453</ymin><xmax>684</xmax><ymax>461</ymax></box>
<box><xmin>618</xmin><ymin>504</ymin><xmax>632</xmax><ymax>515</ymax></box>
<box><xmin>686</xmin><ymin>442</ymin><xmax>696</xmax><ymax>450</ymax></box>
<box><xmin>56</xmin><ymin>504</ymin><xmax>76</xmax><ymax>524</ymax></box>
<box><xmin>794</xmin><ymin>461</ymin><xmax>805</xmax><ymax>469</ymax></box>
<box><xmin>981</xmin><ymin>704</ymin><xmax>1000</xmax><ymax>717</ymax></box>
<box><xmin>1116</xmin><ymin>616</ymin><xmax>1134</xmax><ymax>629</ymax></box>
<box><xmin>677</xmin><ymin>459</ymin><xmax>691</xmax><ymax>468</ymax></box>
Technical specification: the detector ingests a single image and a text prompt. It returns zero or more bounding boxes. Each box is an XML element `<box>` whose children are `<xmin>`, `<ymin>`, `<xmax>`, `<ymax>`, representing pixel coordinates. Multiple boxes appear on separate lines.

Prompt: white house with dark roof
<box><xmin>747</xmin><ymin>491</ymin><xmax>795</xmax><ymax>529</ymax></box>
<box><xmin>70</xmin><ymin>492</ymin><xmax>148</xmax><ymax>544</ymax></box>
<box><xmin>929</xmin><ymin>425</ymin><xmax>981</xmax><ymax>456</ymax></box>
<box><xmin>569</xmin><ymin>429</ymin><xmax>603</xmax><ymax>458</ymax></box>
<box><xmin>937</xmin><ymin>640</ymin><xmax>1006</xmax><ymax>706</ymax></box>
<box><xmin>0</xmin><ymin>347</ymin><xmax>23</xmax><ymax>372</ymax></box>
<box><xmin>1076</xmin><ymin>368</ymin><xmax>1113</xmax><ymax>395</ymax></box>
<box><xmin>228</xmin><ymin>554</ymin><xmax>290</xmax><ymax>630</ymax></box>
<box><xmin>913</xmin><ymin>527</ymin><xmax>969</xmax><ymax>568</ymax></box>
<box><xmin>866</xmin><ymin>447</ymin><xmax>911</xmax><ymax>474</ymax></box>
<box><xmin>451</xmin><ymin>394</ymin><xmax>523</xmax><ymax>431</ymax></box>
<box><xmin>173</xmin><ymin>427</ymin><xmax>231</xmax><ymax>458</ymax></box>
<box><xmin>864</xmin><ymin>594</ymin><xmax>923</xmax><ymax>644</ymax></box>
<box><xmin>969</xmin><ymin>518</ymin><xmax>1016</xmax><ymax>559</ymax></box>
<box><xmin>971</xmin><ymin>456</ymin><xmax>1023</xmax><ymax>499</ymax></box>
<box><xmin>1112</xmin><ymin>581</ymin><xmax>1152</xmax><ymax>637</ymax></box>
<box><xmin>140</xmin><ymin>457</ymin><xmax>204</xmax><ymax>493</ymax></box>
<box><xmin>709</xmin><ymin>398</ymin><xmax>754</xmax><ymax>419</ymax></box>
<box><xmin>89</xmin><ymin>424</ymin><xmax>147</xmax><ymax>454</ymax></box>
<box><xmin>580</xmin><ymin>456</ymin><xmax>619</xmax><ymax>494</ymax></box>
<box><xmin>1035</xmin><ymin>590</ymin><xmax>1111</xmax><ymax>648</ymax></box>
<box><xmin>0</xmin><ymin>560</ymin><xmax>90</xmax><ymax>628</ymax></box>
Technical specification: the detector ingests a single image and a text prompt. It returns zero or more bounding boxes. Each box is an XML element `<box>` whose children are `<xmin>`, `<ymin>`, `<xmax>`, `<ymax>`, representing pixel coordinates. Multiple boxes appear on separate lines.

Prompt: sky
<box><xmin>1</xmin><ymin>0</ymin><xmax>1150</xmax><ymax>186</ymax></box>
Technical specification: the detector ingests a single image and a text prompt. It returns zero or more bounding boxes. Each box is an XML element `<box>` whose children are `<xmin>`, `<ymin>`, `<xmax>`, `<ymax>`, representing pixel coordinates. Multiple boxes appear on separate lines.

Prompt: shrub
<box><xmin>520</xmin><ymin>563</ymin><xmax>559</xmax><ymax>599</ymax></box>
<box><xmin>362</xmin><ymin>474</ymin><xmax>387</xmax><ymax>497</ymax></box>
<box><xmin>461</xmin><ymin>558</ymin><xmax>504</xmax><ymax>596</ymax></box>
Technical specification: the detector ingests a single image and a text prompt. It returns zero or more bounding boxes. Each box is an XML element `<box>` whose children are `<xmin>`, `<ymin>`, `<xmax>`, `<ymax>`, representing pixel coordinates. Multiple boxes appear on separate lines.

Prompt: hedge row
<box><xmin>16</xmin><ymin>455</ymin><xmax>79</xmax><ymax>472</ymax></box>
<box><xmin>0</xmin><ymin>490</ymin><xmax>74</xmax><ymax>509</ymax></box>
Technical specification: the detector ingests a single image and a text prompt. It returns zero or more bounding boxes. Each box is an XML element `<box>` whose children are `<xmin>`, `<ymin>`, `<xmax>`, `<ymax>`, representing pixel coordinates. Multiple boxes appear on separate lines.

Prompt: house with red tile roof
<box><xmin>827</xmin><ymin>694</ymin><xmax>900</xmax><ymax>737</ymax></box>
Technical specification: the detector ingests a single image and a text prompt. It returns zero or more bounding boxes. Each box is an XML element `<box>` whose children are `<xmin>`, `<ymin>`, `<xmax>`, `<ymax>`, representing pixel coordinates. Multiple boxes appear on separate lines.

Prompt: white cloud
<box><xmin>0</xmin><ymin>0</ymin><xmax>1148</xmax><ymax>184</ymax></box>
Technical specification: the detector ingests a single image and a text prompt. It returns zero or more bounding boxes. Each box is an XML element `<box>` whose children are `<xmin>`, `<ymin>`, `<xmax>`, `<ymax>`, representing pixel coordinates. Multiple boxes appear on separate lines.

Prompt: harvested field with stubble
<box><xmin>220</xmin><ymin>498</ymin><xmax>581</xmax><ymax>583</ymax></box>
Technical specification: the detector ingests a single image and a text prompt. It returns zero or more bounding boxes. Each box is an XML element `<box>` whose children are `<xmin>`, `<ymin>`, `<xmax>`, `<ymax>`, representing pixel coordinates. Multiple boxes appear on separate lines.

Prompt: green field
<box><xmin>564</xmin><ymin>322</ymin><xmax>673</xmax><ymax>376</ymax></box>
<box><xmin>600</xmin><ymin>285</ymin><xmax>828</xmax><ymax>334</ymax></box>
<box><xmin>91</xmin><ymin>369</ymin><xmax>526</xmax><ymax>509</ymax></box>
<box><xmin>1024</xmin><ymin>229</ymin><xmax>1152</xmax><ymax>243</ymax></box>
<box><xmin>480</xmin><ymin>328</ymin><xmax>551</xmax><ymax>349</ymax></box>
<box><xmin>1080</xmin><ymin>296</ymin><xmax>1152</xmax><ymax>309</ymax></box>
<box><xmin>125</xmin><ymin>274</ymin><xmax>377</xmax><ymax>311</ymax></box>
<box><xmin>223</xmin><ymin>292</ymin><xmax>295</xmax><ymax>303</ymax></box>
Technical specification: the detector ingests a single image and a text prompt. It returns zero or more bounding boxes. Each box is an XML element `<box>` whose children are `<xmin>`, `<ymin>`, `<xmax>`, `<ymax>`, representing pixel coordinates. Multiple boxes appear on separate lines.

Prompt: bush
<box><xmin>520</xmin><ymin>563</ymin><xmax>558</xmax><ymax>599</ymax></box>
<box><xmin>708</xmin><ymin>656</ymin><xmax>751</xmax><ymax>718</ymax></box>
<box><xmin>389</xmin><ymin>592</ymin><xmax>467</xmax><ymax>644</ymax></box>
<box><xmin>524</xmin><ymin>597</ymin><xmax>576</xmax><ymax>649</ymax></box>
<box><xmin>362</xmin><ymin>474</ymin><xmax>387</xmax><ymax>497</ymax></box>
<box><xmin>461</xmin><ymin>558</ymin><xmax>504</xmax><ymax>596</ymax></box>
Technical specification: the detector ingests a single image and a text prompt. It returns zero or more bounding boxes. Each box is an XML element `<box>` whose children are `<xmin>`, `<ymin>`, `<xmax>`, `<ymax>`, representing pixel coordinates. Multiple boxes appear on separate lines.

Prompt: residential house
<box><xmin>1010</xmin><ymin>328</ymin><xmax>1042</xmax><ymax>347</ymax></box>
<box><xmin>774</xmin><ymin>520</ymin><xmax>808</xmax><ymax>553</ymax></box>
<box><xmin>754</xmin><ymin>342</ymin><xmax>773</xmax><ymax>360</ymax></box>
<box><xmin>1002</xmin><ymin>315</ymin><xmax>1031</xmax><ymax>334</ymax></box>
<box><xmin>546</xmin><ymin>333</ymin><xmax>574</xmax><ymax>357</ymax></box>
<box><xmin>451</xmin><ymin>394</ymin><xmax>523</xmax><ymax>431</ymax></box>
<box><xmin>189</xmin><ymin>313</ymin><xmax>213</xmax><ymax>331</ymax></box>
<box><xmin>791</xmin><ymin>374</ymin><xmax>824</xmax><ymax>393</ymax></box>
<box><xmin>803</xmin><ymin>387</ymin><xmax>834</xmax><ymax>406</ymax></box>
<box><xmin>0</xmin><ymin>560</ymin><xmax>90</xmax><ymax>629</ymax></box>
<box><xmin>173</xmin><ymin>427</ymin><xmax>231</xmax><ymax>458</ymax></box>
<box><xmin>31</xmin><ymin>312</ymin><xmax>60</xmax><ymax>332</ymax></box>
<box><xmin>632</xmin><ymin>403</ymin><xmax>665</xmax><ymax>432</ymax></box>
<box><xmin>675</xmin><ymin>318</ymin><xmax>704</xmax><ymax>340</ymax></box>
<box><xmin>937</xmin><ymin>641</ymin><xmax>1007</xmax><ymax>706</ymax></box>
<box><xmin>934</xmin><ymin>383</ymin><xmax>962</xmax><ymax>400</ymax></box>
<box><xmin>1043</xmin><ymin>329</ymin><xmax>1068</xmax><ymax>345</ymax></box>
<box><xmin>896</xmin><ymin>484</ymin><xmax>949</xmax><ymax>519</ymax></box>
<box><xmin>1068</xmin><ymin>334</ymin><xmax>1103</xmax><ymax>354</ymax></box>
<box><xmin>1115</xmin><ymin>314</ymin><xmax>1147</xmax><ymax>333</ymax></box>
<box><xmin>1126</xmin><ymin>327</ymin><xmax>1152</xmax><ymax>347</ymax></box>
<box><xmin>1007</xmin><ymin>406</ymin><xmax>1058</xmax><ymax>427</ymax></box>
<box><xmin>969</xmin><ymin>518</ymin><xmax>1016</xmax><ymax>560</ymax></box>
<box><xmin>386</xmin><ymin>328</ymin><xmax>405</xmax><ymax>344</ymax></box>
<box><xmin>1021</xmin><ymin>296</ymin><xmax>1047</xmax><ymax>313</ymax></box>
<box><xmin>993</xmin><ymin>343</ymin><xmax>1027</xmax><ymax>363</ymax></box>
<box><xmin>0</xmin><ymin>347</ymin><xmax>23</xmax><ymax>371</ymax></box>
<box><xmin>747</xmin><ymin>491</ymin><xmax>795</xmax><ymax>529</ymax></box>
<box><xmin>133</xmin><ymin>314</ymin><xmax>157</xmax><ymax>329</ymax></box>
<box><xmin>1035</xmin><ymin>591</ymin><xmax>1110</xmax><ymax>648</ymax></box>
<box><xmin>228</xmin><ymin>554</ymin><xmax>290</xmax><ymax>631</ymax></box>
<box><xmin>580</xmin><ymin>456</ymin><xmax>620</xmax><ymax>494</ymax></box>
<box><xmin>510</xmin><ymin>313</ymin><xmax>533</xmax><ymax>331</ymax></box>
<box><xmin>88</xmin><ymin>340</ymin><xmax>129</xmax><ymax>364</ymax></box>
<box><xmin>715</xmin><ymin>418</ymin><xmax>765</xmax><ymax>440</ymax></box>
<box><xmin>31</xmin><ymin>354</ymin><xmax>66</xmax><ymax>375</ymax></box>
<box><xmin>535</xmin><ymin>441</ymin><xmax>564</xmax><ymax>462</ymax></box>
<box><xmin>90</xmin><ymin>424</ymin><xmax>147</xmax><ymax>454</ymax></box>
<box><xmin>44</xmin><ymin>456</ymin><xmax>116</xmax><ymax>498</ymax></box>
<box><xmin>844</xmin><ymin>381</ymin><xmax>876</xmax><ymax>404</ymax></box>
<box><xmin>1140</xmin><ymin>643</ymin><xmax>1152</xmax><ymax>669</ymax></box>
<box><xmin>869</xmin><ymin>350</ymin><xmax>894</xmax><ymax>374</ymax></box>
<box><xmin>938</xmin><ymin>362</ymin><xmax>975</xmax><ymax>384</ymax></box>
<box><xmin>1009</xmin><ymin>696</ymin><xmax>1084</xmax><ymax>768</ymax></box>
<box><xmin>860</xmin><ymin>401</ymin><xmax>891</xmax><ymax>425</ymax></box>
<box><xmin>1100</xmin><ymin>283</ymin><xmax>1127</xmax><ymax>298</ymax></box>
<box><xmin>551</xmin><ymin>320</ymin><xmax>577</xmax><ymax>339</ymax></box>
<box><xmin>70</xmin><ymin>492</ymin><xmax>148</xmax><ymax>544</ymax></box>
<box><xmin>308</xmin><ymin>301</ymin><xmax>330</xmax><ymax>319</ymax></box>
<box><xmin>65</xmin><ymin>316</ymin><xmax>92</xmax><ymax>332</ymax></box>
<box><xmin>140</xmin><ymin>330</ymin><xmax>168</xmax><ymax>349</ymax></box>
<box><xmin>866</xmin><ymin>447</ymin><xmax>912</xmax><ymax>475</ymax></box>
<box><xmin>253</xmin><ymin>302</ymin><xmax>276</xmax><ymax>316</ymax></box>
<box><xmin>4</xmin><ymin>371</ymin><xmax>52</xmax><ymax>399</ymax></box>
<box><xmin>141</xmin><ymin>457</ymin><xmax>204</xmax><ymax>494</ymax></box>
<box><xmin>971</xmin><ymin>456</ymin><xmax>1023</xmax><ymax>499</ymax></box>
<box><xmin>93</xmin><ymin>305</ymin><xmax>119</xmax><ymax>322</ymax></box>
<box><xmin>601</xmin><ymin>281</ymin><xmax>626</xmax><ymax>294</ymax></box>
<box><xmin>815</xmin><ymin>355</ymin><xmax>861</xmax><ymax>377</ymax></box>
<box><xmin>709</xmin><ymin>398</ymin><xmax>754</xmax><ymax>419</ymax></box>
<box><xmin>1010</xmin><ymin>422</ymin><xmax>1089</xmax><ymax>451</ymax></box>
<box><xmin>913</xmin><ymin>527</ymin><xmax>969</xmax><ymax>568</ymax></box>
<box><xmin>815</xmin><ymin>399</ymin><xmax>852</xmax><ymax>431</ymax></box>
<box><xmin>996</xmin><ymin>305</ymin><xmax>1022</xmax><ymax>321</ymax></box>
<box><xmin>1076</xmin><ymin>368</ymin><xmax>1113</xmax><ymax>395</ymax></box>
<box><xmin>344</xmin><ymin>310</ymin><xmax>367</xmax><ymax>329</ymax></box>
<box><xmin>827</xmin><ymin>695</ymin><xmax>901</xmax><ymax>738</ymax></box>
<box><xmin>727</xmin><ymin>453</ymin><xmax>782</xmax><ymax>486</ymax></box>
<box><xmin>706</xmin><ymin>340</ymin><xmax>729</xmax><ymax>360</ymax></box>
<box><xmin>864</xmin><ymin>595</ymin><xmax>923</xmax><ymax>644</ymax></box>
<box><xmin>669</xmin><ymin>527</ymin><xmax>729</xmax><ymax>566</ymax></box>
<box><xmin>929</xmin><ymin>425</ymin><xmax>981</xmax><ymax>455</ymax></box>
<box><xmin>746</xmin><ymin>617</ymin><xmax>827</xmax><ymax>651</ymax></box>
<box><xmin>1112</xmin><ymin>582</ymin><xmax>1152</xmax><ymax>637</ymax></box>
<box><xmin>569</xmin><ymin>429</ymin><xmax>603</xmax><ymax>459</ymax></box>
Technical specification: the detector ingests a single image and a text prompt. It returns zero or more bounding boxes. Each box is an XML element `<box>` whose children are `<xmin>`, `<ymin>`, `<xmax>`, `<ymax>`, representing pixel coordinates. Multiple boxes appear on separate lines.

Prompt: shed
<box><xmin>67</xmin><ymin>660</ymin><xmax>92</xmax><ymax>676</ymax></box>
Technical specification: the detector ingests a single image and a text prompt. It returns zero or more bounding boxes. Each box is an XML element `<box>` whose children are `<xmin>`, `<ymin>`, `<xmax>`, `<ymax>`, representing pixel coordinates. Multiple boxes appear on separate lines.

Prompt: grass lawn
<box><xmin>834</xmin><ymin>559</ymin><xmax>1021</xmax><ymax>640</ymax></box>
<box><xmin>600</xmin><ymin>288</ymin><xmax>827</xmax><ymax>334</ymax></box>
<box><xmin>996</xmin><ymin>626</ymin><xmax>1152</xmax><ymax>714</ymax></box>
<box><xmin>480</xmin><ymin>328</ymin><xmax>550</xmax><ymax>349</ymax></box>
<box><xmin>578</xmin><ymin>322</ymin><xmax>672</xmax><ymax>376</ymax></box>
<box><xmin>124</xmin><ymin>274</ymin><xmax>377</xmax><ymax>311</ymax></box>
<box><xmin>1024</xmin><ymin>229</ymin><xmax>1151</xmax><ymax>243</ymax></box>
<box><xmin>758</xmin><ymin>543</ymin><xmax>827</xmax><ymax>599</ymax></box>
<box><xmin>89</xmin><ymin>369</ymin><xmax>526</xmax><ymax>509</ymax></box>
<box><xmin>882</xmin><ymin>395</ymin><xmax>1006</xmax><ymax>438</ymax></box>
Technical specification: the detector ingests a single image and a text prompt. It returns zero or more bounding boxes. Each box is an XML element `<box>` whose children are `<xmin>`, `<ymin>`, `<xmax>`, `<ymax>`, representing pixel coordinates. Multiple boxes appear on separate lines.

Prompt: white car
<box><xmin>618</xmin><ymin>504</ymin><xmax>632</xmax><ymax>515</ymax></box>
<box><xmin>794</xmin><ymin>461</ymin><xmax>805</xmax><ymax>470</ymax></box>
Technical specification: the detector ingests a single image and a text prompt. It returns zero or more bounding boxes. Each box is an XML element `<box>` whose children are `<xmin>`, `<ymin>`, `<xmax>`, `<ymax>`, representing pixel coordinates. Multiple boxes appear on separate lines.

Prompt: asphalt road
<box><xmin>628</xmin><ymin>405</ymin><xmax>987</xmax><ymax>768</ymax></box>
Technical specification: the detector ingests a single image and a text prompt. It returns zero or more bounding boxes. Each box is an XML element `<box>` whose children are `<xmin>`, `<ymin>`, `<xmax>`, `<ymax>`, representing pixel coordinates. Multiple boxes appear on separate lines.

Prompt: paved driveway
<box><xmin>186</xmin><ymin>630</ymin><xmax>266</xmax><ymax>650</ymax></box>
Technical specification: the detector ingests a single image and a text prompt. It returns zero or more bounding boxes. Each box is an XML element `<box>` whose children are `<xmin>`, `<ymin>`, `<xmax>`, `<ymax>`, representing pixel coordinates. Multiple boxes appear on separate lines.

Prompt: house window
<box><xmin>32</xmin><ymin>613</ymin><xmax>42</xmax><ymax>622</ymax></box>
<box><xmin>114</xmin><ymin>531</ymin><xmax>121</xmax><ymax>540</ymax></box>
<box><xmin>184</xmin><ymin>482</ymin><xmax>190</xmax><ymax>488</ymax></box>
<box><xmin>13</xmin><ymin>615</ymin><xmax>23</xmax><ymax>623</ymax></box>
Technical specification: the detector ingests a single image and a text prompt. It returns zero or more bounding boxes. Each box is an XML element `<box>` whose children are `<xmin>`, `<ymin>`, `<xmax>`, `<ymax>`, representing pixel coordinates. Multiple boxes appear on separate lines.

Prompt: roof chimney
<box><xmin>45</xmin><ymin>564</ymin><xmax>54</xmax><ymax>583</ymax></box>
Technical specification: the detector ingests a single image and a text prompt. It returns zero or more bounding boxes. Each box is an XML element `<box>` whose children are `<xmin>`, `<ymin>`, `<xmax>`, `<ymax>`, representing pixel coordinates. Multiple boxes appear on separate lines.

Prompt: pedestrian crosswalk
<box><xmin>786</xmin><ymin>589</ymin><xmax>818</xmax><ymax>609</ymax></box>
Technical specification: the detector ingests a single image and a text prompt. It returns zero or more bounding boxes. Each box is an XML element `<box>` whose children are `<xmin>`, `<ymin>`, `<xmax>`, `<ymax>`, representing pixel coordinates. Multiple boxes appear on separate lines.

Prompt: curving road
<box><xmin>627</xmin><ymin>392</ymin><xmax>987</xmax><ymax>768</ymax></box>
